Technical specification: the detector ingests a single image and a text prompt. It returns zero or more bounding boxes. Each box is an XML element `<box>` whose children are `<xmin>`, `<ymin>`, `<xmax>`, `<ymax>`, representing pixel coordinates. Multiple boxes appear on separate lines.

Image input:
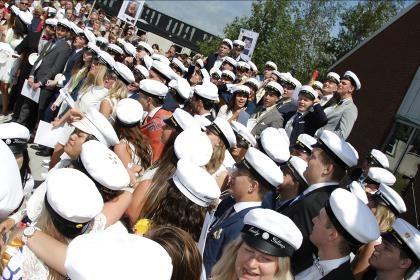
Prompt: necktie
<box><xmin>292</xmin><ymin>113</ymin><xmax>302</xmax><ymax>125</ymax></box>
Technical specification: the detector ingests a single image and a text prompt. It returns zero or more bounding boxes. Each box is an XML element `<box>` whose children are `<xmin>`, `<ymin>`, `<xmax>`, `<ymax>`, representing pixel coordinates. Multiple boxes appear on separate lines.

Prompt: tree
<box><xmin>330</xmin><ymin>0</ymin><xmax>405</xmax><ymax>60</ymax></box>
<box><xmin>198</xmin><ymin>0</ymin><xmax>342</xmax><ymax>83</ymax></box>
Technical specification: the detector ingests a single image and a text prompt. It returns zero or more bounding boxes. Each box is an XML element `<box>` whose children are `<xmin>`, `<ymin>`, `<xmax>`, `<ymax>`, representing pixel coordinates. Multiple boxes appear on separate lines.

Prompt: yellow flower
<box><xmin>133</xmin><ymin>219</ymin><xmax>152</xmax><ymax>235</ymax></box>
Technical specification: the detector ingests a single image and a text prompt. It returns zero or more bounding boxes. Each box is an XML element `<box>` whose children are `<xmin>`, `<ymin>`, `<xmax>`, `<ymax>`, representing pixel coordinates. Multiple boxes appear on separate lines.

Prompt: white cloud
<box><xmin>146</xmin><ymin>1</ymin><xmax>253</xmax><ymax>35</ymax></box>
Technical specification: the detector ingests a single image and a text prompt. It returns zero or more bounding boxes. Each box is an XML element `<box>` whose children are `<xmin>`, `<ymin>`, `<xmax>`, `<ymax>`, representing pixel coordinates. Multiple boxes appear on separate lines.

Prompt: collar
<box><xmin>148</xmin><ymin>106</ymin><xmax>162</xmax><ymax>118</ymax></box>
<box><xmin>234</xmin><ymin>201</ymin><xmax>261</xmax><ymax>213</ymax></box>
<box><xmin>321</xmin><ymin>94</ymin><xmax>333</xmax><ymax>101</ymax></box>
<box><xmin>263</xmin><ymin>103</ymin><xmax>277</xmax><ymax>112</ymax></box>
<box><xmin>338</xmin><ymin>97</ymin><xmax>352</xmax><ymax>105</ymax></box>
<box><xmin>318</xmin><ymin>255</ymin><xmax>350</xmax><ymax>276</ymax></box>
<box><xmin>303</xmin><ymin>181</ymin><xmax>339</xmax><ymax>195</ymax></box>
<box><xmin>201</xmin><ymin>112</ymin><xmax>211</xmax><ymax>117</ymax></box>
<box><xmin>74</xmin><ymin>47</ymin><xmax>83</xmax><ymax>54</ymax></box>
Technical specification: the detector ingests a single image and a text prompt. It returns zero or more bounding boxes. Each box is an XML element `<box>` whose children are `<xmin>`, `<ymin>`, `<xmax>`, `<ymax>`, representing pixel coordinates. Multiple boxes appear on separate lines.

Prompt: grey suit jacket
<box><xmin>250</xmin><ymin>107</ymin><xmax>284</xmax><ymax>137</ymax></box>
<box><xmin>319</xmin><ymin>98</ymin><xmax>358</xmax><ymax>139</ymax></box>
<box><xmin>30</xmin><ymin>39</ymin><xmax>72</xmax><ymax>85</ymax></box>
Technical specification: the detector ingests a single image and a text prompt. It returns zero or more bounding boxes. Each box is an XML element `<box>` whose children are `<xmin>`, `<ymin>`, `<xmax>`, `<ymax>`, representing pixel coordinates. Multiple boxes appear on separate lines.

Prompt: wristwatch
<box><xmin>22</xmin><ymin>226</ymin><xmax>40</xmax><ymax>244</ymax></box>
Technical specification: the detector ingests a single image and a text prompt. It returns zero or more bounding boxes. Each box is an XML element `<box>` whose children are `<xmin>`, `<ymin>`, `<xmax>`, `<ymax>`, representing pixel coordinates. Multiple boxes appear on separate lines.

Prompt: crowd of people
<box><xmin>0</xmin><ymin>0</ymin><xmax>419</xmax><ymax>279</ymax></box>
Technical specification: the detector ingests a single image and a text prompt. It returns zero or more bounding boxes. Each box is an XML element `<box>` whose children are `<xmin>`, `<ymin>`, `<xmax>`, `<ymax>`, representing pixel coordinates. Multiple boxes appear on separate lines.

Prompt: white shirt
<box><xmin>295</xmin><ymin>255</ymin><xmax>350</xmax><ymax>280</ymax></box>
<box><xmin>76</xmin><ymin>86</ymin><xmax>108</xmax><ymax>113</ymax></box>
<box><xmin>148</xmin><ymin>106</ymin><xmax>162</xmax><ymax>118</ymax></box>
<box><xmin>303</xmin><ymin>182</ymin><xmax>339</xmax><ymax>196</ymax></box>
<box><xmin>319</xmin><ymin>94</ymin><xmax>334</xmax><ymax>106</ymax></box>
<box><xmin>233</xmin><ymin>201</ymin><xmax>261</xmax><ymax>213</ymax></box>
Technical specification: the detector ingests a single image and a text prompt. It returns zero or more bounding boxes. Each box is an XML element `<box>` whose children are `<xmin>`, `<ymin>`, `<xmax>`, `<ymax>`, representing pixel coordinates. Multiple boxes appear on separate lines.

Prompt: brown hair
<box><xmin>319</xmin><ymin>150</ymin><xmax>346</xmax><ymax>181</ymax></box>
<box><xmin>147</xmin><ymin>226</ymin><xmax>202</xmax><ymax>280</ymax></box>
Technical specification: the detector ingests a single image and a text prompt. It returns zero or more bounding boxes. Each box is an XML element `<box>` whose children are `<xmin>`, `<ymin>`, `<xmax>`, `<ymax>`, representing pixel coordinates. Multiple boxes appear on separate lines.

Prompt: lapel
<box><xmin>43</xmin><ymin>39</ymin><xmax>62</xmax><ymax>57</ymax></box>
<box><xmin>217</xmin><ymin>206</ymin><xmax>259</xmax><ymax>229</ymax></box>
<box><xmin>255</xmin><ymin>107</ymin><xmax>274</xmax><ymax>126</ymax></box>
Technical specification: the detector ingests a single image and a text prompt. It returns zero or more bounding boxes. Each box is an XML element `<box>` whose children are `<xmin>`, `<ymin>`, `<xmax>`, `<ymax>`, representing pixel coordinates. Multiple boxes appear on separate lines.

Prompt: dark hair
<box><xmin>151</xmin><ymin>183</ymin><xmax>207</xmax><ymax>242</ymax></box>
<box><xmin>319</xmin><ymin>150</ymin><xmax>346</xmax><ymax>182</ymax></box>
<box><xmin>227</xmin><ymin>90</ymin><xmax>248</xmax><ymax>112</ymax></box>
<box><xmin>13</xmin><ymin>17</ymin><xmax>28</xmax><ymax>38</ymax></box>
<box><xmin>152</xmin><ymin>43</ymin><xmax>159</xmax><ymax>50</ymax></box>
<box><xmin>147</xmin><ymin>226</ymin><xmax>202</xmax><ymax>280</ymax></box>
<box><xmin>195</xmin><ymin>94</ymin><xmax>216</xmax><ymax>111</ymax></box>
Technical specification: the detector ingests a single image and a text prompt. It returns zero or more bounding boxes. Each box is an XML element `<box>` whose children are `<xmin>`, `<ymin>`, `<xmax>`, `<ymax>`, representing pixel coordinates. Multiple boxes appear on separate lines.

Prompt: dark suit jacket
<box><xmin>321</xmin><ymin>261</ymin><xmax>355</xmax><ymax>280</ymax></box>
<box><xmin>204</xmin><ymin>203</ymin><xmax>260</xmax><ymax>277</ymax></box>
<box><xmin>280</xmin><ymin>185</ymin><xmax>338</xmax><ymax>274</ymax></box>
<box><xmin>288</xmin><ymin>103</ymin><xmax>328</xmax><ymax>146</ymax></box>
<box><xmin>14</xmin><ymin>31</ymin><xmax>42</xmax><ymax>80</ymax></box>
<box><xmin>205</xmin><ymin>52</ymin><xmax>218</xmax><ymax>72</ymax></box>
<box><xmin>62</xmin><ymin>49</ymin><xmax>84</xmax><ymax>85</ymax></box>
<box><xmin>30</xmin><ymin>38</ymin><xmax>72</xmax><ymax>84</ymax></box>
<box><xmin>322</xmin><ymin>95</ymin><xmax>338</xmax><ymax>109</ymax></box>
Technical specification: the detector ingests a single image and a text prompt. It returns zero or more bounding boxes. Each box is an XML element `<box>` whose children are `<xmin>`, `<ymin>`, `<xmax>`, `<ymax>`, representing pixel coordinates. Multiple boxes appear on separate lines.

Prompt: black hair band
<box><xmin>381</xmin><ymin>231</ymin><xmax>419</xmax><ymax>265</ymax></box>
<box><xmin>241</xmin><ymin>225</ymin><xmax>295</xmax><ymax>257</ymax></box>
<box><xmin>163</xmin><ymin>115</ymin><xmax>183</xmax><ymax>134</ymax></box>
<box><xmin>312</xmin><ymin>138</ymin><xmax>348</xmax><ymax>169</ymax></box>
<box><xmin>371</xmin><ymin>191</ymin><xmax>400</xmax><ymax>215</ymax></box>
<box><xmin>286</xmin><ymin>161</ymin><xmax>308</xmax><ymax>188</ymax></box>
<box><xmin>206</xmin><ymin>123</ymin><xmax>230</xmax><ymax>149</ymax></box>
<box><xmin>236</xmin><ymin>159</ymin><xmax>274</xmax><ymax>189</ymax></box>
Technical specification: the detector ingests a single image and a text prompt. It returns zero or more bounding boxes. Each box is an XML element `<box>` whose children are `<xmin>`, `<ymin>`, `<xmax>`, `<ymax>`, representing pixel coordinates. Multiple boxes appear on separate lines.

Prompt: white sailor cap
<box><xmin>151</xmin><ymin>53</ymin><xmax>171</xmax><ymax>65</ymax></box>
<box><xmin>95</xmin><ymin>36</ymin><xmax>108</xmax><ymax>47</ymax></box>
<box><xmin>151</xmin><ymin>60</ymin><xmax>175</xmax><ymax>81</ymax></box>
<box><xmin>112</xmin><ymin>62</ymin><xmax>135</xmax><ymax>85</ymax></box>
<box><xmin>134</xmin><ymin>65</ymin><xmax>149</xmax><ymax>79</ymax></box>
<box><xmin>44</xmin><ymin>168</ymin><xmax>103</xmax><ymax>238</ymax></box>
<box><xmin>382</xmin><ymin>218</ymin><xmax>420</xmax><ymax>264</ymax></box>
<box><xmin>272</xmin><ymin>70</ymin><xmax>282</xmax><ymax>80</ymax></box>
<box><xmin>232</xmin><ymin>85</ymin><xmax>250</xmax><ymax>96</ymax></box>
<box><xmin>43</xmin><ymin>6</ymin><xmax>57</xmax><ymax>15</ymax></box>
<box><xmin>168</xmin><ymin>78</ymin><xmax>191</xmax><ymax>100</ymax></box>
<box><xmin>277</xmin><ymin>72</ymin><xmax>292</xmax><ymax>84</ymax></box>
<box><xmin>116</xmin><ymin>38</ymin><xmax>127</xmax><ymax>48</ymax></box>
<box><xmin>87</xmin><ymin>42</ymin><xmax>101</xmax><ymax>56</ymax></box>
<box><xmin>172</xmin><ymin>158</ymin><xmax>220</xmax><ymax>207</ymax></box>
<box><xmin>347</xmin><ymin>181</ymin><xmax>368</xmax><ymax>204</ymax></box>
<box><xmin>285</xmin><ymin>156</ymin><xmax>308</xmax><ymax>187</ymax></box>
<box><xmin>238</xmin><ymin>147</ymin><xmax>284</xmax><ymax>188</ymax></box>
<box><xmin>65</xmin><ymin>231</ymin><xmax>173</xmax><ymax>280</ymax></box>
<box><xmin>57</xmin><ymin>18</ymin><xmax>72</xmax><ymax>30</ymax></box>
<box><xmin>107</xmin><ymin>43</ymin><xmax>124</xmax><ymax>55</ymax></box>
<box><xmin>194</xmin><ymin>115</ymin><xmax>211</xmax><ymax>131</ymax></box>
<box><xmin>312</xmin><ymin>81</ymin><xmax>323</xmax><ymax>91</ymax></box>
<box><xmin>17</xmin><ymin>10</ymin><xmax>33</xmax><ymax>25</ymax></box>
<box><xmin>222</xmin><ymin>38</ymin><xmax>233</xmax><ymax>49</ymax></box>
<box><xmin>326</xmin><ymin>72</ymin><xmax>340</xmax><ymax>84</ymax></box>
<box><xmin>292</xmin><ymin>133</ymin><xmax>316</xmax><ymax>155</ymax></box>
<box><xmin>171</xmin><ymin>57</ymin><xmax>187</xmax><ymax>73</ymax></box>
<box><xmin>80</xmin><ymin>140</ymin><xmax>130</xmax><ymax>191</ymax></box>
<box><xmin>259</xmin><ymin>127</ymin><xmax>290</xmax><ymax>164</ymax></box>
<box><xmin>237</xmin><ymin>61</ymin><xmax>250</xmax><ymax>70</ymax></box>
<box><xmin>10</xmin><ymin>5</ymin><xmax>19</xmax><ymax>15</ymax></box>
<box><xmin>72</xmin><ymin>107</ymin><xmax>119</xmax><ymax>147</ymax></box>
<box><xmin>200</xmin><ymin>68</ymin><xmax>210</xmax><ymax>83</ymax></box>
<box><xmin>174</xmin><ymin>129</ymin><xmax>213</xmax><ymax>166</ymax></box>
<box><xmin>373</xmin><ymin>183</ymin><xmax>406</xmax><ymax>215</ymax></box>
<box><xmin>313</xmin><ymin>130</ymin><xmax>359</xmax><ymax>168</ymax></box>
<box><xmin>164</xmin><ymin>108</ymin><xmax>200</xmax><ymax>132</ymax></box>
<box><xmin>221</xmin><ymin>70</ymin><xmax>235</xmax><ymax>82</ymax></box>
<box><xmin>222</xmin><ymin>56</ymin><xmax>237</xmax><ymax>68</ymax></box>
<box><xmin>0</xmin><ymin>140</ymin><xmax>23</xmax><ymax>221</ymax></box>
<box><xmin>299</xmin><ymin>85</ymin><xmax>318</xmax><ymax>100</ymax></box>
<box><xmin>80</xmin><ymin>28</ymin><xmax>96</xmax><ymax>43</ymax></box>
<box><xmin>265</xmin><ymin>81</ymin><xmax>284</xmax><ymax>96</ymax></box>
<box><xmin>265</xmin><ymin>61</ymin><xmax>277</xmax><ymax>70</ymax></box>
<box><xmin>136</xmin><ymin>41</ymin><xmax>154</xmax><ymax>56</ymax></box>
<box><xmin>231</xmin><ymin>121</ymin><xmax>256</xmax><ymax>147</ymax></box>
<box><xmin>209</xmin><ymin>67</ymin><xmax>222</xmax><ymax>78</ymax></box>
<box><xmin>69</xmin><ymin>22</ymin><xmax>83</xmax><ymax>35</ymax></box>
<box><xmin>0</xmin><ymin>122</ymin><xmax>30</xmax><ymax>154</ymax></box>
<box><xmin>342</xmin><ymin>70</ymin><xmax>361</xmax><ymax>91</ymax></box>
<box><xmin>325</xmin><ymin>188</ymin><xmax>380</xmax><ymax>247</ymax></box>
<box><xmin>207</xmin><ymin>117</ymin><xmax>236</xmax><ymax>149</ymax></box>
<box><xmin>248</xmin><ymin>60</ymin><xmax>258</xmax><ymax>72</ymax></box>
<box><xmin>139</xmin><ymin>79</ymin><xmax>168</xmax><ymax>99</ymax></box>
<box><xmin>123</xmin><ymin>42</ymin><xmax>136</xmax><ymax>57</ymax></box>
<box><xmin>45</xmin><ymin>18</ymin><xmax>58</xmax><ymax>27</ymax></box>
<box><xmin>116</xmin><ymin>98</ymin><xmax>144</xmax><ymax>126</ymax></box>
<box><xmin>368</xmin><ymin>149</ymin><xmax>389</xmax><ymax>169</ymax></box>
<box><xmin>366</xmin><ymin>167</ymin><xmax>396</xmax><ymax>186</ymax></box>
<box><xmin>96</xmin><ymin>50</ymin><xmax>115</xmax><ymax>69</ymax></box>
<box><xmin>142</xmin><ymin>54</ymin><xmax>153</xmax><ymax>70</ymax></box>
<box><xmin>242</xmin><ymin>208</ymin><xmax>302</xmax><ymax>256</ymax></box>
<box><xmin>288</xmin><ymin>76</ymin><xmax>302</xmax><ymax>89</ymax></box>
<box><xmin>194</xmin><ymin>83</ymin><xmax>219</xmax><ymax>102</ymax></box>
<box><xmin>196</xmin><ymin>58</ymin><xmax>204</xmax><ymax>69</ymax></box>
<box><xmin>244</xmin><ymin>77</ymin><xmax>260</xmax><ymax>90</ymax></box>
<box><xmin>233</xmin><ymin>39</ymin><xmax>245</xmax><ymax>48</ymax></box>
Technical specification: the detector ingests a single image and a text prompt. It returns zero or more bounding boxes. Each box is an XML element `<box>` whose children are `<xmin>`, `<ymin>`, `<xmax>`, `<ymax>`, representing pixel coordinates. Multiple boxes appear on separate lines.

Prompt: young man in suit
<box><xmin>203</xmin><ymin>147</ymin><xmax>283</xmax><ymax>277</ymax></box>
<box><xmin>204</xmin><ymin>38</ymin><xmax>232</xmax><ymax>72</ymax></box>
<box><xmin>284</xmin><ymin>85</ymin><xmax>327</xmax><ymax>146</ymax></box>
<box><xmin>280</xmin><ymin>130</ymin><xmax>359</xmax><ymax>274</ymax></box>
<box><xmin>295</xmin><ymin>188</ymin><xmax>380</xmax><ymax>280</ymax></box>
<box><xmin>248</xmin><ymin>81</ymin><xmax>284</xmax><ymax>137</ymax></box>
<box><xmin>318</xmin><ymin>71</ymin><xmax>360</xmax><ymax>139</ymax></box>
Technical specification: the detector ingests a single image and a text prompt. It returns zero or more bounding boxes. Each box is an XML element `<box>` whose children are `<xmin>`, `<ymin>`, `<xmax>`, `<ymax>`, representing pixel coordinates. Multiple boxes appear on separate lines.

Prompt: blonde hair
<box><xmin>375</xmin><ymin>204</ymin><xmax>396</xmax><ymax>232</ymax></box>
<box><xmin>210</xmin><ymin>238</ymin><xmax>293</xmax><ymax>280</ymax></box>
<box><xmin>108</xmin><ymin>80</ymin><xmax>128</xmax><ymax>100</ymax></box>
<box><xmin>206</xmin><ymin>144</ymin><xmax>225</xmax><ymax>175</ymax></box>
<box><xmin>79</xmin><ymin>64</ymin><xmax>107</xmax><ymax>94</ymax></box>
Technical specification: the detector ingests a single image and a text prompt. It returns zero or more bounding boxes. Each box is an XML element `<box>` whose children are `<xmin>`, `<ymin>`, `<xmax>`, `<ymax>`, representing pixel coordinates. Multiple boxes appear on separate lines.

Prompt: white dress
<box><xmin>0</xmin><ymin>29</ymin><xmax>23</xmax><ymax>83</ymax></box>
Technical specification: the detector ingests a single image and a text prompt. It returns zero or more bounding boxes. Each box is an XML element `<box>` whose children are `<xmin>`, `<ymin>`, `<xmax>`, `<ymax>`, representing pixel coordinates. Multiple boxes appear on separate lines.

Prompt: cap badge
<box><xmin>213</xmin><ymin>228</ymin><xmax>223</xmax><ymax>240</ymax></box>
<box><xmin>404</xmin><ymin>232</ymin><xmax>411</xmax><ymax>239</ymax></box>
<box><xmin>106</xmin><ymin>152</ymin><xmax>119</xmax><ymax>165</ymax></box>
<box><xmin>262</xmin><ymin>232</ymin><xmax>269</xmax><ymax>240</ymax></box>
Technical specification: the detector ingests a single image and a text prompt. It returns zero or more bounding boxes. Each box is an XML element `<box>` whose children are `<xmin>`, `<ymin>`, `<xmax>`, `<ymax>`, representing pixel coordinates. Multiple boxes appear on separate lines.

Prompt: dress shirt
<box><xmin>295</xmin><ymin>255</ymin><xmax>350</xmax><ymax>280</ymax></box>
